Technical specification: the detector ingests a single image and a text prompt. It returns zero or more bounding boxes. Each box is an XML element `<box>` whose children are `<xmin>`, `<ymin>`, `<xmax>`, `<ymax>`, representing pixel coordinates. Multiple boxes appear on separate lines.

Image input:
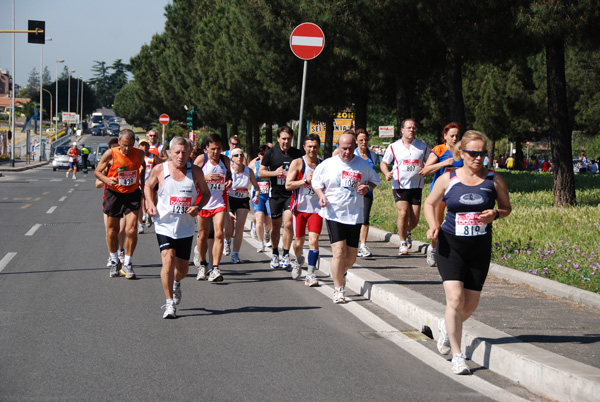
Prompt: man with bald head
<box><xmin>95</xmin><ymin>129</ymin><xmax>146</xmax><ymax>279</ymax></box>
<box><xmin>311</xmin><ymin>131</ymin><xmax>381</xmax><ymax>304</ymax></box>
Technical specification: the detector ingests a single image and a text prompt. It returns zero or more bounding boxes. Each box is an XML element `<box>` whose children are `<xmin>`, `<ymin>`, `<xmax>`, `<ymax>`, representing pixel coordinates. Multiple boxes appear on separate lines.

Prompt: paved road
<box><xmin>0</xmin><ymin>150</ymin><xmax>541</xmax><ymax>401</ymax></box>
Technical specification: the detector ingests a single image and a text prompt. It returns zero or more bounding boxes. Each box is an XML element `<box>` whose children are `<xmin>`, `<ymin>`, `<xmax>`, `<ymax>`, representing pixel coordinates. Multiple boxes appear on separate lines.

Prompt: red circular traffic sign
<box><xmin>290</xmin><ymin>22</ymin><xmax>325</xmax><ymax>60</ymax></box>
<box><xmin>159</xmin><ymin>114</ymin><xmax>170</xmax><ymax>125</ymax></box>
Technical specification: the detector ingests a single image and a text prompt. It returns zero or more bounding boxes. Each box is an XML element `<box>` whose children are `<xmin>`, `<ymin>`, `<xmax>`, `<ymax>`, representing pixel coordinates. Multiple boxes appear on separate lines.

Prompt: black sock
<box><xmin>283</xmin><ymin>249</ymin><xmax>289</xmax><ymax>256</ymax></box>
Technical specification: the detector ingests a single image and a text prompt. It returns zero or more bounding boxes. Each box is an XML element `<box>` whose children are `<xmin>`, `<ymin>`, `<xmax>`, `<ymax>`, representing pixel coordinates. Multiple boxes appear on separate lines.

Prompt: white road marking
<box><xmin>50</xmin><ymin>179</ymin><xmax>62</xmax><ymax>182</ymax></box>
<box><xmin>59</xmin><ymin>196</ymin><xmax>67</xmax><ymax>202</ymax></box>
<box><xmin>74</xmin><ymin>183</ymin><xmax>79</xmax><ymax>187</ymax></box>
<box><xmin>25</xmin><ymin>224</ymin><xmax>41</xmax><ymax>236</ymax></box>
<box><xmin>0</xmin><ymin>253</ymin><xmax>17</xmax><ymax>273</ymax></box>
<box><xmin>46</xmin><ymin>206</ymin><xmax>57</xmax><ymax>214</ymax></box>
<box><xmin>68</xmin><ymin>188</ymin><xmax>74</xmax><ymax>193</ymax></box>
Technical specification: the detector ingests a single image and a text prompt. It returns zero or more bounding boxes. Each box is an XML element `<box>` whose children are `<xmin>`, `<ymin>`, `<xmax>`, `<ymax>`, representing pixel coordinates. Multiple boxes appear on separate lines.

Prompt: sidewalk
<box><xmin>0</xmin><ymin>158</ymin><xmax>49</xmax><ymax>172</ymax></box>
<box><xmin>246</xmin><ymin>215</ymin><xmax>600</xmax><ymax>402</ymax></box>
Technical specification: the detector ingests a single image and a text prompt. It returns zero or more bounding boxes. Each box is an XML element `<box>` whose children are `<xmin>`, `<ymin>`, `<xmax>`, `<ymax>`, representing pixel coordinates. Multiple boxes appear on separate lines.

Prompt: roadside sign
<box><xmin>379</xmin><ymin>126</ymin><xmax>395</xmax><ymax>138</ymax></box>
<box><xmin>290</xmin><ymin>22</ymin><xmax>325</xmax><ymax>61</ymax></box>
<box><xmin>159</xmin><ymin>114</ymin><xmax>170</xmax><ymax>125</ymax></box>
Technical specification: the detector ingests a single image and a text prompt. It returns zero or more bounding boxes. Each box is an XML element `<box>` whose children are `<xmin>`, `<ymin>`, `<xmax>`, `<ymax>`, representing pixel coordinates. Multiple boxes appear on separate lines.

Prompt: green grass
<box><xmin>371</xmin><ymin>169</ymin><xmax>600</xmax><ymax>293</ymax></box>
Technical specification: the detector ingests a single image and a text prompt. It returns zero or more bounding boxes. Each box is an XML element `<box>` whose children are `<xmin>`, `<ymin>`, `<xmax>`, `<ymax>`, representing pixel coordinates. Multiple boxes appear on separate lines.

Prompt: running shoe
<box><xmin>357</xmin><ymin>244</ymin><xmax>372</xmax><ymax>257</ymax></box>
<box><xmin>270</xmin><ymin>254</ymin><xmax>280</xmax><ymax>269</ymax></box>
<box><xmin>304</xmin><ymin>274</ymin><xmax>319</xmax><ymax>287</ymax></box>
<box><xmin>120</xmin><ymin>263</ymin><xmax>136</xmax><ymax>279</ymax></box>
<box><xmin>264</xmin><ymin>230</ymin><xmax>271</xmax><ymax>245</ymax></box>
<box><xmin>146</xmin><ymin>216</ymin><xmax>153</xmax><ymax>228</ymax></box>
<box><xmin>250</xmin><ymin>222</ymin><xmax>257</xmax><ymax>239</ymax></box>
<box><xmin>281</xmin><ymin>254</ymin><xmax>291</xmax><ymax>269</ymax></box>
<box><xmin>407</xmin><ymin>232</ymin><xmax>412</xmax><ymax>249</ymax></box>
<box><xmin>399</xmin><ymin>243</ymin><xmax>409</xmax><ymax>256</ymax></box>
<box><xmin>427</xmin><ymin>247</ymin><xmax>437</xmax><ymax>267</ymax></box>
<box><xmin>72</xmin><ymin>175</ymin><xmax>77</xmax><ymax>180</ymax></box>
<box><xmin>333</xmin><ymin>288</ymin><xmax>345</xmax><ymax>304</ymax></box>
<box><xmin>173</xmin><ymin>284</ymin><xmax>182</xmax><ymax>305</ymax></box>
<box><xmin>162</xmin><ymin>301</ymin><xmax>177</xmax><ymax>319</ymax></box>
<box><xmin>437</xmin><ymin>319</ymin><xmax>451</xmax><ymax>355</ymax></box>
<box><xmin>106</xmin><ymin>257</ymin><xmax>112</xmax><ymax>267</ymax></box>
<box><xmin>256</xmin><ymin>242</ymin><xmax>265</xmax><ymax>253</ymax></box>
<box><xmin>138</xmin><ymin>223</ymin><xmax>144</xmax><ymax>234</ymax></box>
<box><xmin>223</xmin><ymin>240</ymin><xmax>231</xmax><ymax>256</ymax></box>
<box><xmin>197</xmin><ymin>263</ymin><xmax>207</xmax><ymax>280</ymax></box>
<box><xmin>291</xmin><ymin>256</ymin><xmax>305</xmax><ymax>280</ymax></box>
<box><xmin>109</xmin><ymin>260</ymin><xmax>121</xmax><ymax>277</ymax></box>
<box><xmin>193</xmin><ymin>248</ymin><xmax>201</xmax><ymax>267</ymax></box>
<box><xmin>208</xmin><ymin>267</ymin><xmax>223</xmax><ymax>282</ymax></box>
<box><xmin>451</xmin><ymin>354</ymin><xmax>470</xmax><ymax>375</ymax></box>
<box><xmin>231</xmin><ymin>253</ymin><xmax>241</xmax><ymax>264</ymax></box>
<box><xmin>118</xmin><ymin>249</ymin><xmax>125</xmax><ymax>264</ymax></box>
<box><xmin>65</xmin><ymin>171</ymin><xmax>69</xmax><ymax>178</ymax></box>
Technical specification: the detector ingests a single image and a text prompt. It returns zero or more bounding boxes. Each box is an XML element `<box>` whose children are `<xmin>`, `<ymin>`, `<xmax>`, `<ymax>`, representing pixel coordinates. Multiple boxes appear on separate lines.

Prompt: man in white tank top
<box><xmin>285</xmin><ymin>134</ymin><xmax>322</xmax><ymax>286</ymax></box>
<box><xmin>193</xmin><ymin>134</ymin><xmax>232</xmax><ymax>283</ymax></box>
<box><xmin>145</xmin><ymin>136</ymin><xmax>210</xmax><ymax>319</ymax></box>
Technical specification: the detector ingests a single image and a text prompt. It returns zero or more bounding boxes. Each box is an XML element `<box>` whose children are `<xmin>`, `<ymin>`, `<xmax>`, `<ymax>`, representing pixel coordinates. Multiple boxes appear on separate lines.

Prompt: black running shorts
<box><xmin>326</xmin><ymin>220</ymin><xmax>361</xmax><ymax>249</ymax></box>
<box><xmin>103</xmin><ymin>188</ymin><xmax>142</xmax><ymax>218</ymax></box>
<box><xmin>156</xmin><ymin>234</ymin><xmax>194</xmax><ymax>260</ymax></box>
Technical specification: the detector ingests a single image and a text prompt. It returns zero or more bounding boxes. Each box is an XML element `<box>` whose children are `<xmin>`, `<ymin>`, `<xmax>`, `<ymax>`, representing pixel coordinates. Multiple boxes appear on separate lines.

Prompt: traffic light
<box><xmin>186</xmin><ymin>107</ymin><xmax>195</xmax><ymax>131</ymax></box>
<box><xmin>28</xmin><ymin>20</ymin><xmax>45</xmax><ymax>44</ymax></box>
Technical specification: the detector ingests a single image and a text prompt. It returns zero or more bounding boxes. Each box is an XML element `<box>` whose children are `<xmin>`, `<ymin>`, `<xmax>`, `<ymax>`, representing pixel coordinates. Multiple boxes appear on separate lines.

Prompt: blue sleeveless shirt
<box><xmin>441</xmin><ymin>170</ymin><xmax>497</xmax><ymax>237</ymax></box>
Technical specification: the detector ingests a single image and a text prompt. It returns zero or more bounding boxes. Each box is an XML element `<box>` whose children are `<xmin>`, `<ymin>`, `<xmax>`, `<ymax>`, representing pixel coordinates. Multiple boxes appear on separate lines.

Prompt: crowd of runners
<box><xmin>93</xmin><ymin>120</ymin><xmax>511</xmax><ymax>376</ymax></box>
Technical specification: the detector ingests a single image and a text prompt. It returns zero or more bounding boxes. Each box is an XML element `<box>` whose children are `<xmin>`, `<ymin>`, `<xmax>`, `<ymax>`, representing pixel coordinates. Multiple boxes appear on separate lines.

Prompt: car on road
<box><xmin>106</xmin><ymin>122</ymin><xmax>120</xmax><ymax>136</ymax></box>
<box><xmin>80</xmin><ymin>144</ymin><xmax>97</xmax><ymax>170</ymax></box>
<box><xmin>97</xmin><ymin>143</ymin><xmax>110</xmax><ymax>159</ymax></box>
<box><xmin>91</xmin><ymin>124</ymin><xmax>106</xmax><ymax>136</ymax></box>
<box><xmin>52</xmin><ymin>145</ymin><xmax>80</xmax><ymax>171</ymax></box>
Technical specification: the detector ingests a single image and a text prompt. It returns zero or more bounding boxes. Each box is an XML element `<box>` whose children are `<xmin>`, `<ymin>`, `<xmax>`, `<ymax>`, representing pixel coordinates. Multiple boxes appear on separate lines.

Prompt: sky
<box><xmin>0</xmin><ymin>0</ymin><xmax>170</xmax><ymax>88</ymax></box>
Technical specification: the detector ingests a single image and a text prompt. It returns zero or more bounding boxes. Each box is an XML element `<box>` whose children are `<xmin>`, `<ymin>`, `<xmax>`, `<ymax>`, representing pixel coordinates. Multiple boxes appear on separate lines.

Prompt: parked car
<box><xmin>52</xmin><ymin>145</ymin><xmax>81</xmax><ymax>171</ymax></box>
<box><xmin>106</xmin><ymin>122</ymin><xmax>120</xmax><ymax>136</ymax></box>
<box><xmin>97</xmin><ymin>143</ymin><xmax>110</xmax><ymax>159</ymax></box>
<box><xmin>91</xmin><ymin>124</ymin><xmax>106</xmax><ymax>136</ymax></box>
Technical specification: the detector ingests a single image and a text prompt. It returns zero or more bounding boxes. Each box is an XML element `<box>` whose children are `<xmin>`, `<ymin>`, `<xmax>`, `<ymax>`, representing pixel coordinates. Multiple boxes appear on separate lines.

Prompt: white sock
<box><xmin>109</xmin><ymin>252</ymin><xmax>118</xmax><ymax>262</ymax></box>
<box><xmin>173</xmin><ymin>281</ymin><xmax>180</xmax><ymax>288</ymax></box>
<box><xmin>124</xmin><ymin>255</ymin><xmax>132</xmax><ymax>266</ymax></box>
<box><xmin>166</xmin><ymin>298</ymin><xmax>174</xmax><ymax>304</ymax></box>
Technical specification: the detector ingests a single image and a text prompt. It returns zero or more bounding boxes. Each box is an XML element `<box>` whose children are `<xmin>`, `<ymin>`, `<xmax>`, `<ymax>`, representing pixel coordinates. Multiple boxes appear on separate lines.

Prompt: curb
<box><xmin>0</xmin><ymin>161</ymin><xmax>50</xmax><ymax>172</ymax></box>
<box><xmin>366</xmin><ymin>226</ymin><xmax>600</xmax><ymax>311</ymax></box>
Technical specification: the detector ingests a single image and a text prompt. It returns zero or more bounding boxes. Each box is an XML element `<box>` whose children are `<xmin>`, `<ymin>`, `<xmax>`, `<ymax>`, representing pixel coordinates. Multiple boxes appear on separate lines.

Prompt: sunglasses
<box><xmin>232</xmin><ymin>154</ymin><xmax>244</xmax><ymax>158</ymax></box>
<box><xmin>147</xmin><ymin>135</ymin><xmax>156</xmax><ymax>138</ymax></box>
<box><xmin>463</xmin><ymin>150</ymin><xmax>487</xmax><ymax>158</ymax></box>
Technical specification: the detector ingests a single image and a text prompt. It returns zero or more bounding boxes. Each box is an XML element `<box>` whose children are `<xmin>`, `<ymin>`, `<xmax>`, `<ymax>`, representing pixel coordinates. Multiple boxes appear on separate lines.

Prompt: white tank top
<box><xmin>292</xmin><ymin>156</ymin><xmax>320</xmax><ymax>213</ymax></box>
<box><xmin>229</xmin><ymin>165</ymin><xmax>251</xmax><ymax>199</ymax></box>
<box><xmin>144</xmin><ymin>154</ymin><xmax>154</xmax><ymax>182</ymax></box>
<box><xmin>154</xmin><ymin>162</ymin><xmax>198</xmax><ymax>239</ymax></box>
<box><xmin>202</xmin><ymin>156</ymin><xmax>228</xmax><ymax>210</ymax></box>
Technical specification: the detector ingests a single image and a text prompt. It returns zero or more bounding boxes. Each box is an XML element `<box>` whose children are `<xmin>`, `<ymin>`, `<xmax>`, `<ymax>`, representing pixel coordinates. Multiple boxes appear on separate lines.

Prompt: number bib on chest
<box><xmin>303</xmin><ymin>183</ymin><xmax>315</xmax><ymax>195</ymax></box>
<box><xmin>277</xmin><ymin>161</ymin><xmax>291</xmax><ymax>185</ymax></box>
<box><xmin>232</xmin><ymin>187</ymin><xmax>249</xmax><ymax>198</ymax></box>
<box><xmin>118</xmin><ymin>170</ymin><xmax>137</xmax><ymax>186</ymax></box>
<box><xmin>258</xmin><ymin>181</ymin><xmax>270</xmax><ymax>194</ymax></box>
<box><xmin>340</xmin><ymin>170</ymin><xmax>362</xmax><ymax>189</ymax></box>
<box><xmin>455</xmin><ymin>212</ymin><xmax>487</xmax><ymax>237</ymax></box>
<box><xmin>169</xmin><ymin>196</ymin><xmax>192</xmax><ymax>214</ymax></box>
<box><xmin>401</xmin><ymin>159</ymin><xmax>419</xmax><ymax>172</ymax></box>
<box><xmin>208</xmin><ymin>176</ymin><xmax>225</xmax><ymax>191</ymax></box>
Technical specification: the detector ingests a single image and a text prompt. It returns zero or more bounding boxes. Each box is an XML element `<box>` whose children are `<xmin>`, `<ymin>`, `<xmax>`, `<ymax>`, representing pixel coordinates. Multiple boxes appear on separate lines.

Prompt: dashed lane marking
<box><xmin>59</xmin><ymin>196</ymin><xmax>67</xmax><ymax>202</ymax></box>
<box><xmin>46</xmin><ymin>206</ymin><xmax>57</xmax><ymax>214</ymax></box>
<box><xmin>25</xmin><ymin>224</ymin><xmax>41</xmax><ymax>236</ymax></box>
<box><xmin>0</xmin><ymin>253</ymin><xmax>17</xmax><ymax>273</ymax></box>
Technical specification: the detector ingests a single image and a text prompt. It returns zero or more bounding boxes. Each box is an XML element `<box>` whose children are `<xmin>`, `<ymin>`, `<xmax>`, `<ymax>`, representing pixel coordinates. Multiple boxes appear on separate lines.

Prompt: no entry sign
<box><xmin>159</xmin><ymin>114</ymin><xmax>170</xmax><ymax>125</ymax></box>
<box><xmin>290</xmin><ymin>23</ymin><xmax>325</xmax><ymax>60</ymax></box>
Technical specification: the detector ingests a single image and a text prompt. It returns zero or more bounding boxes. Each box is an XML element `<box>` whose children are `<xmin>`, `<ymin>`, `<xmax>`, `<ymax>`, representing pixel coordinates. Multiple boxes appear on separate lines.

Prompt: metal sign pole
<box><xmin>162</xmin><ymin>124</ymin><xmax>165</xmax><ymax>146</ymax></box>
<box><xmin>297</xmin><ymin>60</ymin><xmax>308</xmax><ymax>148</ymax></box>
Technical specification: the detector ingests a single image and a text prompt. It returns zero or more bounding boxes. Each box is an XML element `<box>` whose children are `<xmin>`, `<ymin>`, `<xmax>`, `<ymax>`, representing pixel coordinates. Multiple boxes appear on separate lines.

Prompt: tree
<box><xmin>89</xmin><ymin>61</ymin><xmax>111</xmax><ymax>107</ymax></box>
<box><xmin>113</xmin><ymin>81</ymin><xmax>153</xmax><ymax>128</ymax></box>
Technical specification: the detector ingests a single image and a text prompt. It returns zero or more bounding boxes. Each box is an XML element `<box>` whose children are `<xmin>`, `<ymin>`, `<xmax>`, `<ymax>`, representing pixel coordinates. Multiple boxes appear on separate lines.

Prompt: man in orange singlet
<box><xmin>95</xmin><ymin>129</ymin><xmax>145</xmax><ymax>279</ymax></box>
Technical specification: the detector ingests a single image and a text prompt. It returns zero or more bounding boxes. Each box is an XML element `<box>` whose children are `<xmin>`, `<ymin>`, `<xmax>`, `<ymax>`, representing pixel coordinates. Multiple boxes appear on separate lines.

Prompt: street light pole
<box><xmin>39</xmin><ymin>37</ymin><xmax>52</xmax><ymax>161</ymax></box>
<box><xmin>76</xmin><ymin>76</ymin><xmax>80</xmax><ymax>126</ymax></box>
<box><xmin>80</xmin><ymin>77</ymin><xmax>84</xmax><ymax>129</ymax></box>
<box><xmin>55</xmin><ymin>59</ymin><xmax>64</xmax><ymax>137</ymax></box>
<box><xmin>67</xmin><ymin>69</ymin><xmax>75</xmax><ymax>135</ymax></box>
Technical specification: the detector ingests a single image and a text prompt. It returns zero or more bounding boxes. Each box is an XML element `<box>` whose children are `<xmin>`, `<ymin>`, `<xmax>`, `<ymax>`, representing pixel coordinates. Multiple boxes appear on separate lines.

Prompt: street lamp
<box><xmin>39</xmin><ymin>37</ymin><xmax>51</xmax><ymax>160</ymax></box>
<box><xmin>55</xmin><ymin>59</ymin><xmax>64</xmax><ymax>136</ymax></box>
<box><xmin>76</xmin><ymin>76</ymin><xmax>80</xmax><ymax>126</ymax></box>
<box><xmin>67</xmin><ymin>69</ymin><xmax>75</xmax><ymax>115</ymax></box>
<box><xmin>79</xmin><ymin>77</ymin><xmax>84</xmax><ymax>129</ymax></box>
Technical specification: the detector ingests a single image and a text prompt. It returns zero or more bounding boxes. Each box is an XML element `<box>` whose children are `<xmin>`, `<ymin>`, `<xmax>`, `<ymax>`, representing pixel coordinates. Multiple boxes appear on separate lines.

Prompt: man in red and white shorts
<box><xmin>380</xmin><ymin>119</ymin><xmax>431</xmax><ymax>255</ymax></box>
<box><xmin>285</xmin><ymin>134</ymin><xmax>322</xmax><ymax>286</ymax></box>
<box><xmin>193</xmin><ymin>134</ymin><xmax>232</xmax><ymax>283</ymax></box>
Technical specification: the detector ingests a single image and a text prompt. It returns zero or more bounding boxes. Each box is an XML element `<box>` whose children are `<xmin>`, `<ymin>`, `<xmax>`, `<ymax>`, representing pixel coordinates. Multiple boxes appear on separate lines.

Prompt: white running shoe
<box><xmin>304</xmin><ymin>274</ymin><xmax>319</xmax><ymax>287</ymax></box>
<box><xmin>231</xmin><ymin>253</ymin><xmax>241</xmax><ymax>264</ymax></box>
<box><xmin>250</xmin><ymin>223</ymin><xmax>257</xmax><ymax>239</ymax></box>
<box><xmin>109</xmin><ymin>260</ymin><xmax>121</xmax><ymax>277</ymax></box>
<box><xmin>106</xmin><ymin>257</ymin><xmax>112</xmax><ymax>267</ymax></box>
<box><xmin>173</xmin><ymin>284</ymin><xmax>182</xmax><ymax>305</ymax></box>
<box><xmin>357</xmin><ymin>244</ymin><xmax>371</xmax><ymax>257</ymax></box>
<box><xmin>281</xmin><ymin>254</ymin><xmax>291</xmax><ymax>269</ymax></box>
<box><xmin>118</xmin><ymin>249</ymin><xmax>125</xmax><ymax>264</ymax></box>
<box><xmin>333</xmin><ymin>288</ymin><xmax>345</xmax><ymax>304</ymax></box>
<box><xmin>399</xmin><ymin>243</ymin><xmax>409</xmax><ymax>256</ymax></box>
<box><xmin>407</xmin><ymin>232</ymin><xmax>412</xmax><ymax>249</ymax></box>
<box><xmin>162</xmin><ymin>301</ymin><xmax>177</xmax><ymax>319</ymax></box>
<box><xmin>223</xmin><ymin>240</ymin><xmax>231</xmax><ymax>256</ymax></box>
<box><xmin>65</xmin><ymin>171</ymin><xmax>69</xmax><ymax>178</ymax></box>
<box><xmin>208</xmin><ymin>267</ymin><xmax>223</xmax><ymax>282</ymax></box>
<box><xmin>193</xmin><ymin>248</ymin><xmax>201</xmax><ymax>267</ymax></box>
<box><xmin>120</xmin><ymin>263</ymin><xmax>136</xmax><ymax>279</ymax></box>
<box><xmin>73</xmin><ymin>175</ymin><xmax>77</xmax><ymax>180</ymax></box>
<box><xmin>427</xmin><ymin>247</ymin><xmax>437</xmax><ymax>267</ymax></box>
<box><xmin>264</xmin><ymin>230</ymin><xmax>271</xmax><ymax>244</ymax></box>
<box><xmin>270</xmin><ymin>255</ymin><xmax>280</xmax><ymax>269</ymax></box>
<box><xmin>138</xmin><ymin>223</ymin><xmax>144</xmax><ymax>234</ymax></box>
<box><xmin>196</xmin><ymin>264</ymin><xmax>207</xmax><ymax>280</ymax></box>
<box><xmin>437</xmin><ymin>319</ymin><xmax>451</xmax><ymax>355</ymax></box>
<box><xmin>451</xmin><ymin>354</ymin><xmax>471</xmax><ymax>375</ymax></box>
<box><xmin>291</xmin><ymin>256</ymin><xmax>304</xmax><ymax>280</ymax></box>
<box><xmin>256</xmin><ymin>242</ymin><xmax>265</xmax><ymax>253</ymax></box>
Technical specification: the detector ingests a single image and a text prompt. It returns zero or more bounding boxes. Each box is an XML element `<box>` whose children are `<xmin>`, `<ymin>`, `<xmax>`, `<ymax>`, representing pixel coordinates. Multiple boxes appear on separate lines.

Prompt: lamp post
<box><xmin>80</xmin><ymin>77</ymin><xmax>84</xmax><ymax>129</ymax></box>
<box><xmin>67</xmin><ymin>69</ymin><xmax>75</xmax><ymax>115</ymax></box>
<box><xmin>76</xmin><ymin>76</ymin><xmax>80</xmax><ymax>127</ymax></box>
<box><xmin>39</xmin><ymin>37</ymin><xmax>51</xmax><ymax>160</ymax></box>
<box><xmin>55</xmin><ymin>59</ymin><xmax>64</xmax><ymax>136</ymax></box>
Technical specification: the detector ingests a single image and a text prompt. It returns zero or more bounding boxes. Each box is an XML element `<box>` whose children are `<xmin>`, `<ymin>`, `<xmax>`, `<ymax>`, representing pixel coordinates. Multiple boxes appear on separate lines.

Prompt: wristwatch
<box><xmin>494</xmin><ymin>210</ymin><xmax>500</xmax><ymax>220</ymax></box>
<box><xmin>304</xmin><ymin>177</ymin><xmax>308</xmax><ymax>184</ymax></box>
